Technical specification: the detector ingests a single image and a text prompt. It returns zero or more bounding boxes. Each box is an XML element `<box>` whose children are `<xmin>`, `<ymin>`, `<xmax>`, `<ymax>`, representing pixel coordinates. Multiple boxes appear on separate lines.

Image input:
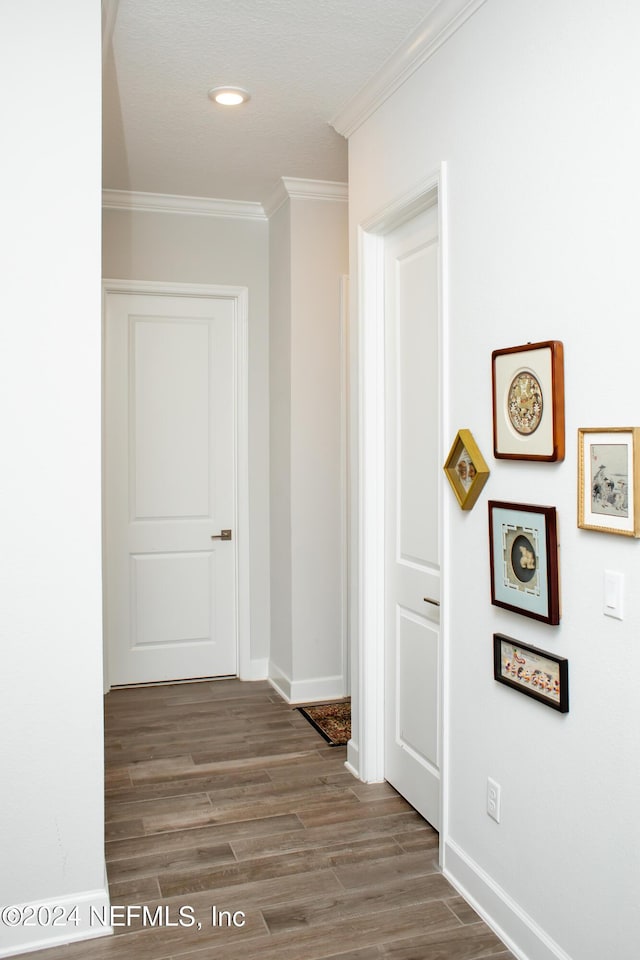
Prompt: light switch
<box><xmin>603</xmin><ymin>569</ymin><xmax>624</xmax><ymax>620</ymax></box>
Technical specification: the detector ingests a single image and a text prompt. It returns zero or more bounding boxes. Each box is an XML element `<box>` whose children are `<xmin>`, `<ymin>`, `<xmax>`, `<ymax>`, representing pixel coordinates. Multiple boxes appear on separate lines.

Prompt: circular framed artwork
<box><xmin>509</xmin><ymin>533</ymin><xmax>537</xmax><ymax>584</ymax></box>
<box><xmin>492</xmin><ymin>341</ymin><xmax>564</xmax><ymax>461</ymax></box>
<box><xmin>507</xmin><ymin>370</ymin><xmax>543</xmax><ymax>436</ymax></box>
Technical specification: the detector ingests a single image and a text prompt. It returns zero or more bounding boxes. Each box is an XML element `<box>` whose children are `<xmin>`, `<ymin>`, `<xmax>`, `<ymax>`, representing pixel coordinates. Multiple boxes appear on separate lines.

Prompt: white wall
<box><xmin>269</xmin><ymin>190</ymin><xmax>349</xmax><ymax>702</ymax></box>
<box><xmin>269</xmin><ymin>203</ymin><xmax>294</xmax><ymax>681</ymax></box>
<box><xmin>348</xmin><ymin>1</ymin><xmax>640</xmax><ymax>958</ymax></box>
<box><xmin>0</xmin><ymin>1</ymin><xmax>109</xmax><ymax>954</ymax></box>
<box><xmin>102</xmin><ymin>208</ymin><xmax>271</xmax><ymax>674</ymax></box>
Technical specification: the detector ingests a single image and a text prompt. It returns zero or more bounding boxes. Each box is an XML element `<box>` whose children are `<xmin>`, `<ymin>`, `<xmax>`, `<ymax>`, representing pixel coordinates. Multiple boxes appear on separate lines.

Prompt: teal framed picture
<box><xmin>488</xmin><ymin>501</ymin><xmax>560</xmax><ymax>625</ymax></box>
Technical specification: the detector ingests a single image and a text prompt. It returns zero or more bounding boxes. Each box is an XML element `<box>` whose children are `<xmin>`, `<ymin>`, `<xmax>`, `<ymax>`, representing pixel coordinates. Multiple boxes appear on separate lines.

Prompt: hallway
<box><xmin>29</xmin><ymin>679</ymin><xmax>513</xmax><ymax>959</ymax></box>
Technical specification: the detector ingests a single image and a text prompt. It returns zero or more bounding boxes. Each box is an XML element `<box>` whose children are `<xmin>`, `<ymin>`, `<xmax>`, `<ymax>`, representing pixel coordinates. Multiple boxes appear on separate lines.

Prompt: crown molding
<box><xmin>102</xmin><ymin>189</ymin><xmax>267</xmax><ymax>221</ymax></box>
<box><xmin>264</xmin><ymin>178</ymin><xmax>348</xmax><ymax>219</ymax></box>
<box><xmin>331</xmin><ymin>0</ymin><xmax>489</xmax><ymax>138</ymax></box>
<box><xmin>102</xmin><ymin>0</ymin><xmax>120</xmax><ymax>65</ymax></box>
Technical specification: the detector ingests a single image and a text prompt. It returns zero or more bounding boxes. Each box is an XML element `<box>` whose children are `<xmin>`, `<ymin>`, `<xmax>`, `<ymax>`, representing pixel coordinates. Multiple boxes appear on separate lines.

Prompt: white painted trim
<box><xmin>282</xmin><ymin>178</ymin><xmax>348</xmax><ymax>203</ymax></box>
<box><xmin>244</xmin><ymin>658</ymin><xmax>269</xmax><ymax>681</ymax></box>
<box><xmin>268</xmin><ymin>664</ymin><xmax>345</xmax><ymax>705</ymax></box>
<box><xmin>354</xmin><ymin>167</ymin><xmax>448</xmax><ymax>811</ymax></box>
<box><xmin>0</xmin><ymin>885</ymin><xmax>111</xmax><ymax>958</ymax></box>
<box><xmin>355</xmin><ymin>224</ymin><xmax>386</xmax><ymax>784</ymax></box>
<box><xmin>339</xmin><ymin>275</ymin><xmax>350</xmax><ymax>696</ymax></box>
<box><xmin>102</xmin><ymin>0</ymin><xmax>120</xmax><ymax>65</ymax></box>
<box><xmin>263</xmin><ymin>183</ymin><xmax>288</xmax><ymax>219</ymax></box>
<box><xmin>438</xmin><ymin>162</ymin><xmax>451</xmax><ymax>867</ymax></box>
<box><xmin>101</xmin><ymin>279</ymin><xmax>251</xmax><ymax>687</ymax></box>
<box><xmin>234</xmin><ymin>289</ymin><xmax>253</xmax><ymax>683</ymax></box>
<box><xmin>345</xmin><ymin>740</ymin><xmax>360</xmax><ymax>780</ymax></box>
<box><xmin>332</xmin><ymin>0</ymin><xmax>489</xmax><ymax>137</ymax></box>
<box><xmin>360</xmin><ymin>178</ymin><xmax>439</xmax><ymax>235</ymax></box>
<box><xmin>443</xmin><ymin>839</ymin><xmax>572</xmax><ymax>960</ymax></box>
<box><xmin>102</xmin><ymin>189</ymin><xmax>267</xmax><ymax>221</ymax></box>
<box><xmin>268</xmin><ymin>663</ymin><xmax>292</xmax><ymax>702</ymax></box>
<box><xmin>289</xmin><ymin>675</ymin><xmax>345</xmax><ymax>705</ymax></box>
<box><xmin>264</xmin><ymin>178</ymin><xmax>348</xmax><ymax>219</ymax></box>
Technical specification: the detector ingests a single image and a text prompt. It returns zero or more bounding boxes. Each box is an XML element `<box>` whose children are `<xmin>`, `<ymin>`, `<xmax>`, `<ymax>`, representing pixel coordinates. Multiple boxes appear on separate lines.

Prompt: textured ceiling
<box><xmin>103</xmin><ymin>0</ymin><xmax>440</xmax><ymax>204</ymax></box>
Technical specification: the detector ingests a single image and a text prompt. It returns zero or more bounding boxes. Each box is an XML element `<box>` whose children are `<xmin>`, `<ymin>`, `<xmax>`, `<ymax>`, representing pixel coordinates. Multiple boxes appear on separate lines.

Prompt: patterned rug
<box><xmin>297</xmin><ymin>700</ymin><xmax>351</xmax><ymax>746</ymax></box>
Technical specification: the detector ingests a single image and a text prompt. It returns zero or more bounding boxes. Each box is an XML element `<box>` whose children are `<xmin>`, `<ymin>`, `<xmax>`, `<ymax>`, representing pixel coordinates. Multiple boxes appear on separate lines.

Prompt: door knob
<box><xmin>211</xmin><ymin>529</ymin><xmax>232</xmax><ymax>541</ymax></box>
<box><xmin>423</xmin><ymin>596</ymin><xmax>440</xmax><ymax>607</ymax></box>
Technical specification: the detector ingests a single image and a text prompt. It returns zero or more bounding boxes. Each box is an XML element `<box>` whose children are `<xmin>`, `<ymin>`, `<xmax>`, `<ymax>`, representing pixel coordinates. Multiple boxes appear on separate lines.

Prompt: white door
<box><xmin>104</xmin><ymin>291</ymin><xmax>237</xmax><ymax>685</ymax></box>
<box><xmin>384</xmin><ymin>203</ymin><xmax>441</xmax><ymax>829</ymax></box>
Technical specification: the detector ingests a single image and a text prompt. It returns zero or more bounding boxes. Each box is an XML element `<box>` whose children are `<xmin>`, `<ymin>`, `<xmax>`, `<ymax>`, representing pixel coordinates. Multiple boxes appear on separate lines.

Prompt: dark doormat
<box><xmin>297</xmin><ymin>700</ymin><xmax>351</xmax><ymax>746</ymax></box>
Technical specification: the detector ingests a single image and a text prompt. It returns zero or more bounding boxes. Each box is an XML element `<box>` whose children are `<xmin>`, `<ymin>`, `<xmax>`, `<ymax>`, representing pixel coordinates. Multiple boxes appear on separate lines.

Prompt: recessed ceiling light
<box><xmin>208</xmin><ymin>86</ymin><xmax>250</xmax><ymax>107</ymax></box>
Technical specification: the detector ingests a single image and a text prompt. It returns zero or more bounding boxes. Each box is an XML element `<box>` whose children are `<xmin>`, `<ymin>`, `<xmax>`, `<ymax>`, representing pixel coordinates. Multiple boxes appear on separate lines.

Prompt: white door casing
<box><xmin>103</xmin><ymin>281</ymin><xmax>250</xmax><ymax>687</ymax></box>
<box><xmin>354</xmin><ymin>167</ymin><xmax>447</xmax><ymax>846</ymax></box>
<box><xmin>384</xmin><ymin>203</ymin><xmax>441</xmax><ymax>829</ymax></box>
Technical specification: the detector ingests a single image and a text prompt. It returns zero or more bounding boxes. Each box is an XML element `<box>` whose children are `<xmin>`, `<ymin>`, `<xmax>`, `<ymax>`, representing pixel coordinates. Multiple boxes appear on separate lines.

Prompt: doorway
<box><xmin>383</xmin><ymin>201</ymin><xmax>441</xmax><ymax>829</ymax></box>
<box><xmin>354</xmin><ymin>168</ymin><xmax>447</xmax><ymax>842</ymax></box>
<box><xmin>103</xmin><ymin>280</ymin><xmax>251</xmax><ymax>687</ymax></box>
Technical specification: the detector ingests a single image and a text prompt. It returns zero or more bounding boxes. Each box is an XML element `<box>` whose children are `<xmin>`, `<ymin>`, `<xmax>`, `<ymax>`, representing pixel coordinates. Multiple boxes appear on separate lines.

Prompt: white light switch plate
<box><xmin>603</xmin><ymin>569</ymin><xmax>624</xmax><ymax>620</ymax></box>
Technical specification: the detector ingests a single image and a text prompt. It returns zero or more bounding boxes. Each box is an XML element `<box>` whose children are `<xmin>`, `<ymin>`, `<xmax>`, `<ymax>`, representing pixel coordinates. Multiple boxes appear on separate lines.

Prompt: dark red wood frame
<box><xmin>491</xmin><ymin>340</ymin><xmax>565</xmax><ymax>462</ymax></box>
<box><xmin>488</xmin><ymin>500</ymin><xmax>560</xmax><ymax>625</ymax></box>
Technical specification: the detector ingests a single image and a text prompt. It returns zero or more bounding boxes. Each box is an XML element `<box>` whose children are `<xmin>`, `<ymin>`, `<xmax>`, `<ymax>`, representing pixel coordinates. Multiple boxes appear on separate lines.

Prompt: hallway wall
<box><xmin>269</xmin><ymin>186</ymin><xmax>349</xmax><ymax>702</ymax></box>
<box><xmin>0</xmin><ymin>1</ymin><xmax>108</xmax><ymax>954</ymax></box>
<box><xmin>347</xmin><ymin>1</ymin><xmax>640</xmax><ymax>957</ymax></box>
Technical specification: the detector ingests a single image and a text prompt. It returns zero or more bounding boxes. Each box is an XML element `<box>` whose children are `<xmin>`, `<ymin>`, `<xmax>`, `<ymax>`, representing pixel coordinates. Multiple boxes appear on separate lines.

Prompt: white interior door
<box><xmin>384</xmin><ymin>203</ymin><xmax>441</xmax><ymax>829</ymax></box>
<box><xmin>104</xmin><ymin>291</ymin><xmax>237</xmax><ymax>685</ymax></box>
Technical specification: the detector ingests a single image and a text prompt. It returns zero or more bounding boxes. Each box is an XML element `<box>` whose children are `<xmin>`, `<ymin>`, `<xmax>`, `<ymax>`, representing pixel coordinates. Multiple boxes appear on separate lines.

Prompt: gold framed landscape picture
<box><xmin>443</xmin><ymin>429</ymin><xmax>490</xmax><ymax>510</ymax></box>
<box><xmin>578</xmin><ymin>427</ymin><xmax>640</xmax><ymax>537</ymax></box>
<box><xmin>492</xmin><ymin>340</ymin><xmax>565</xmax><ymax>462</ymax></box>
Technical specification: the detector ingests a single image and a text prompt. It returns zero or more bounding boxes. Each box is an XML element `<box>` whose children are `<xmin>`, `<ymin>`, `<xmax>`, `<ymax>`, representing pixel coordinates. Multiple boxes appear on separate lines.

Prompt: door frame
<box><xmin>102</xmin><ymin>279</ymin><xmax>251</xmax><ymax>689</ymax></box>
<box><xmin>352</xmin><ymin>165</ymin><xmax>449</xmax><ymax>847</ymax></box>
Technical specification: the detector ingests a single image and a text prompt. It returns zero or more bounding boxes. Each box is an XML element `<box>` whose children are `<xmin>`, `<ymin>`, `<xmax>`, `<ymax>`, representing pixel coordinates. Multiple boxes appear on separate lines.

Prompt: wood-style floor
<box><xmin>29</xmin><ymin>679</ymin><xmax>514</xmax><ymax>960</ymax></box>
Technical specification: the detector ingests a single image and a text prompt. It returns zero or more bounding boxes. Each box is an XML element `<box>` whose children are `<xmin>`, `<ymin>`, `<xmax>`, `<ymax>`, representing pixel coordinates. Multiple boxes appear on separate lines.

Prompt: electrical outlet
<box><xmin>487</xmin><ymin>777</ymin><xmax>501</xmax><ymax>823</ymax></box>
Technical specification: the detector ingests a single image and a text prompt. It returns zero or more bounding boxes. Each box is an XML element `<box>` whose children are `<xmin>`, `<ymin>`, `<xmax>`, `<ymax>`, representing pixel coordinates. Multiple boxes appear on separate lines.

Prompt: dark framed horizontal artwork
<box><xmin>493</xmin><ymin>633</ymin><xmax>569</xmax><ymax>712</ymax></box>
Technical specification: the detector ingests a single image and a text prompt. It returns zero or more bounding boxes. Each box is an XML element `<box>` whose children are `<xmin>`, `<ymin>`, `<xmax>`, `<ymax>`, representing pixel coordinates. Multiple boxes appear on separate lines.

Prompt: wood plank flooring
<box><xmin>28</xmin><ymin>679</ymin><xmax>514</xmax><ymax>960</ymax></box>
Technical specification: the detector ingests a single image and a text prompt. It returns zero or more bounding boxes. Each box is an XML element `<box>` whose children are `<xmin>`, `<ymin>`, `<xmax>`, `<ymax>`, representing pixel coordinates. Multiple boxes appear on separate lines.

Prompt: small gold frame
<box><xmin>444</xmin><ymin>429</ymin><xmax>490</xmax><ymax>510</ymax></box>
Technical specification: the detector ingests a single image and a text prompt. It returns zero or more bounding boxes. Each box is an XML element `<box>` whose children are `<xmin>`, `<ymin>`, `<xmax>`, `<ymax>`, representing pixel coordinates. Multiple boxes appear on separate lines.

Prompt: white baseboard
<box><xmin>267</xmin><ymin>662</ymin><xmax>292</xmax><ymax>701</ymax></box>
<box><xmin>240</xmin><ymin>658</ymin><xmax>268</xmax><ymax>681</ymax></box>
<box><xmin>267</xmin><ymin>663</ymin><xmax>345</xmax><ymax>704</ymax></box>
<box><xmin>443</xmin><ymin>839</ymin><xmax>572</xmax><ymax>960</ymax></box>
<box><xmin>0</xmin><ymin>885</ymin><xmax>112</xmax><ymax>958</ymax></box>
<box><xmin>345</xmin><ymin>738</ymin><xmax>360</xmax><ymax>779</ymax></box>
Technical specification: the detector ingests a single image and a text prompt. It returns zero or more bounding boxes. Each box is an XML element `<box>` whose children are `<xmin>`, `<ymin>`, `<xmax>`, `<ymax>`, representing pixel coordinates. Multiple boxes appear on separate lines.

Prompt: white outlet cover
<box><xmin>487</xmin><ymin>777</ymin><xmax>501</xmax><ymax>823</ymax></box>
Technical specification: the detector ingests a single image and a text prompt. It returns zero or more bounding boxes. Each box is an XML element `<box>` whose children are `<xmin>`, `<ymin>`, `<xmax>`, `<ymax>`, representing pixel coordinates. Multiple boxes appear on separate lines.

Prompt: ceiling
<box><xmin>103</xmin><ymin>0</ymin><xmax>440</xmax><ymax>206</ymax></box>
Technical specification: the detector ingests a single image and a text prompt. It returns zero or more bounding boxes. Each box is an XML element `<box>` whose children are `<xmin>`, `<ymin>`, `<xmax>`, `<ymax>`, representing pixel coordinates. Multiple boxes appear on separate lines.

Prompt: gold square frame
<box><xmin>443</xmin><ymin>429</ymin><xmax>490</xmax><ymax>510</ymax></box>
<box><xmin>578</xmin><ymin>427</ymin><xmax>640</xmax><ymax>537</ymax></box>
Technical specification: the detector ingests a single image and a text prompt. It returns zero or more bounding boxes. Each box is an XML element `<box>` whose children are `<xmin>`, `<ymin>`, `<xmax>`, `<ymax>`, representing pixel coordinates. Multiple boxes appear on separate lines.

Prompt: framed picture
<box><xmin>493</xmin><ymin>633</ymin><xmax>569</xmax><ymax>712</ymax></box>
<box><xmin>488</xmin><ymin>501</ymin><xmax>560</xmax><ymax>624</ymax></box>
<box><xmin>492</xmin><ymin>340</ymin><xmax>565</xmax><ymax>461</ymax></box>
<box><xmin>443</xmin><ymin>429</ymin><xmax>490</xmax><ymax>510</ymax></box>
<box><xmin>577</xmin><ymin>427</ymin><xmax>640</xmax><ymax>537</ymax></box>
